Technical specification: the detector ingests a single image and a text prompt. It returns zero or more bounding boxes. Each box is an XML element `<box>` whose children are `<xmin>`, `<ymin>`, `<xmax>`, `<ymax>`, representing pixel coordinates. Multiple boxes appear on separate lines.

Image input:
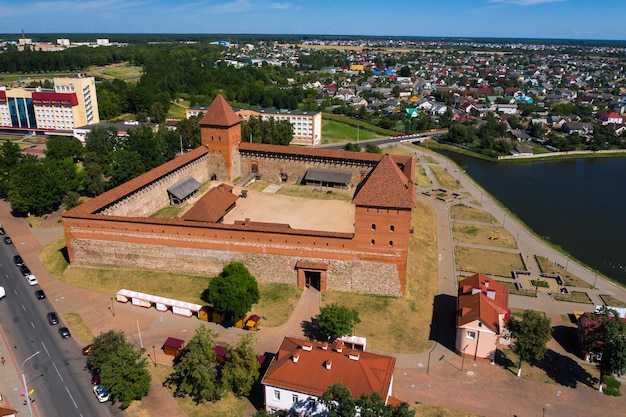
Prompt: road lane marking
<box><xmin>21</xmin><ymin>304</ymin><xmax>26</xmax><ymax>311</ymax></box>
<box><xmin>66</xmin><ymin>386</ymin><xmax>78</xmax><ymax>408</ymax></box>
<box><xmin>41</xmin><ymin>341</ymin><xmax>51</xmax><ymax>357</ymax></box>
<box><xmin>53</xmin><ymin>361</ymin><xmax>64</xmax><ymax>381</ymax></box>
<box><xmin>31</xmin><ymin>321</ymin><xmax>35</xmax><ymax>328</ymax></box>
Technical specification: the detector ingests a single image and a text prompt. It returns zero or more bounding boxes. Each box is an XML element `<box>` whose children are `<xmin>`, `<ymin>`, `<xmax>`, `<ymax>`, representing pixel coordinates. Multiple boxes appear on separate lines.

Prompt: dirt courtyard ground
<box><xmin>222</xmin><ymin>185</ymin><xmax>355</xmax><ymax>233</ymax></box>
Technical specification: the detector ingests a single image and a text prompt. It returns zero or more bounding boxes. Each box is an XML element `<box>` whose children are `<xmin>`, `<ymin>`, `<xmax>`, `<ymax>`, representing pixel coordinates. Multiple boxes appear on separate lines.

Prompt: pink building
<box><xmin>455</xmin><ymin>273</ymin><xmax>510</xmax><ymax>360</ymax></box>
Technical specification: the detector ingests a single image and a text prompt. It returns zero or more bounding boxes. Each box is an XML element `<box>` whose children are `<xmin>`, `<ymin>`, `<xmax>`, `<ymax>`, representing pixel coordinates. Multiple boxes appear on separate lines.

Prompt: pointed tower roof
<box><xmin>352</xmin><ymin>154</ymin><xmax>415</xmax><ymax>209</ymax></box>
<box><xmin>199</xmin><ymin>94</ymin><xmax>241</xmax><ymax>127</ymax></box>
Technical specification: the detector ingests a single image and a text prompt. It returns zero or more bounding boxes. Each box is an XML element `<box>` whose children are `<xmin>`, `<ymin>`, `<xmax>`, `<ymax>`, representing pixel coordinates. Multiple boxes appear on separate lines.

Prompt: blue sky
<box><xmin>3</xmin><ymin>0</ymin><xmax>626</xmax><ymax>41</ymax></box>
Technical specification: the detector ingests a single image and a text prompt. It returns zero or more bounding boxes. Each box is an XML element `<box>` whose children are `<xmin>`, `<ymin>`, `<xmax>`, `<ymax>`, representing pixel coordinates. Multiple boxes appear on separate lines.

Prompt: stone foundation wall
<box><xmin>69</xmin><ymin>238</ymin><xmax>402</xmax><ymax>296</ymax></box>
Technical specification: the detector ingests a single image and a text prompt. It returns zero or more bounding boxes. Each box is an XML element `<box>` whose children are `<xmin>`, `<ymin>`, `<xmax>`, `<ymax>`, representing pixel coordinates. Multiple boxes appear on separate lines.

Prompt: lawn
<box><xmin>321</xmin><ymin>119</ymin><xmax>383</xmax><ymax>144</ymax></box>
<box><xmin>429</xmin><ymin>165</ymin><xmax>461</xmax><ymax>191</ymax></box>
<box><xmin>450</xmin><ymin>204</ymin><xmax>498</xmax><ymax>224</ymax></box>
<box><xmin>455</xmin><ymin>247</ymin><xmax>524</xmax><ymax>277</ymax></box>
<box><xmin>535</xmin><ymin>256</ymin><xmax>593</xmax><ymax>288</ymax></box>
<box><xmin>452</xmin><ymin>223</ymin><xmax>517</xmax><ymax>249</ymax></box>
<box><xmin>322</xmin><ymin>198</ymin><xmax>438</xmax><ymax>353</ymax></box>
<box><xmin>86</xmin><ymin>62</ymin><xmax>143</xmax><ymax>80</ymax></box>
<box><xmin>553</xmin><ymin>291</ymin><xmax>593</xmax><ymax>304</ymax></box>
<box><xmin>500</xmin><ymin>281</ymin><xmax>537</xmax><ymax>297</ymax></box>
<box><xmin>39</xmin><ymin>237</ymin><xmax>298</xmax><ymax>327</ymax></box>
<box><xmin>599</xmin><ymin>294</ymin><xmax>626</xmax><ymax>307</ymax></box>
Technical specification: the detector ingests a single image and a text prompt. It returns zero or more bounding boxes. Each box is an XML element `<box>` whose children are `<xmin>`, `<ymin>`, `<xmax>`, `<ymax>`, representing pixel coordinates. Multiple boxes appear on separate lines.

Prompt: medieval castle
<box><xmin>62</xmin><ymin>95</ymin><xmax>416</xmax><ymax>296</ymax></box>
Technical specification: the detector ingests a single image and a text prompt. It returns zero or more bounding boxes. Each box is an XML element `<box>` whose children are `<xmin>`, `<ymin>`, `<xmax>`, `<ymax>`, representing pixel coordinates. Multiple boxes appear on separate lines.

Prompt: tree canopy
<box><xmin>221</xmin><ymin>334</ymin><xmax>260</xmax><ymax>397</ymax></box>
<box><xmin>581</xmin><ymin>306</ymin><xmax>626</xmax><ymax>392</ymax></box>
<box><xmin>204</xmin><ymin>262</ymin><xmax>260</xmax><ymax>319</ymax></box>
<box><xmin>86</xmin><ymin>330</ymin><xmax>151</xmax><ymax>409</ymax></box>
<box><xmin>166</xmin><ymin>326</ymin><xmax>224</xmax><ymax>402</ymax></box>
<box><xmin>315</xmin><ymin>303</ymin><xmax>361</xmax><ymax>341</ymax></box>
<box><xmin>241</xmin><ymin>116</ymin><xmax>294</xmax><ymax>145</ymax></box>
<box><xmin>321</xmin><ymin>383</ymin><xmax>414</xmax><ymax>417</ymax></box>
<box><xmin>506</xmin><ymin>309</ymin><xmax>552</xmax><ymax>377</ymax></box>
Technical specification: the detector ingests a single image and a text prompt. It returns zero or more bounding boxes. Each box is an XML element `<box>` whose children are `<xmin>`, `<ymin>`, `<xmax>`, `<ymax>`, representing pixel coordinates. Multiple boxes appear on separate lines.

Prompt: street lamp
<box><xmin>593</xmin><ymin>270</ymin><xmax>598</xmax><ymax>289</ymax></box>
<box><xmin>461</xmin><ymin>344</ymin><xmax>469</xmax><ymax>371</ymax></box>
<box><xmin>110</xmin><ymin>297</ymin><xmax>115</xmax><ymax>317</ymax></box>
<box><xmin>152</xmin><ymin>345</ymin><xmax>157</xmax><ymax>367</ymax></box>
<box><xmin>21</xmin><ymin>350</ymin><xmax>40</xmax><ymax>417</ymax></box>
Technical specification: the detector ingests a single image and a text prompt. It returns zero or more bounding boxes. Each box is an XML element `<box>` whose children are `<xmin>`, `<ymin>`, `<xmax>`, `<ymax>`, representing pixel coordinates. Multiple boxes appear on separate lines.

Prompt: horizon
<box><xmin>3</xmin><ymin>0</ymin><xmax>626</xmax><ymax>42</ymax></box>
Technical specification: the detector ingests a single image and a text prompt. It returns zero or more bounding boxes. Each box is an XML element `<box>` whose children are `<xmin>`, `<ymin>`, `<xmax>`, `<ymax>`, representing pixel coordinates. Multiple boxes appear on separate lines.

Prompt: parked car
<box><xmin>25</xmin><ymin>274</ymin><xmax>38</xmax><ymax>286</ymax></box>
<box><xmin>13</xmin><ymin>255</ymin><xmax>24</xmax><ymax>267</ymax></box>
<box><xmin>19</xmin><ymin>265</ymin><xmax>31</xmax><ymax>276</ymax></box>
<box><xmin>35</xmin><ymin>290</ymin><xmax>46</xmax><ymax>300</ymax></box>
<box><xmin>93</xmin><ymin>384</ymin><xmax>109</xmax><ymax>403</ymax></box>
<box><xmin>58</xmin><ymin>327</ymin><xmax>71</xmax><ymax>339</ymax></box>
<box><xmin>82</xmin><ymin>344</ymin><xmax>93</xmax><ymax>355</ymax></box>
<box><xmin>0</xmin><ymin>286</ymin><xmax>5</xmax><ymax>299</ymax></box>
<box><xmin>0</xmin><ymin>227</ymin><xmax>6</xmax><ymax>235</ymax></box>
<box><xmin>3</xmin><ymin>236</ymin><xmax>11</xmax><ymax>244</ymax></box>
<box><xmin>47</xmin><ymin>312</ymin><xmax>59</xmax><ymax>325</ymax></box>
<box><xmin>91</xmin><ymin>374</ymin><xmax>101</xmax><ymax>385</ymax></box>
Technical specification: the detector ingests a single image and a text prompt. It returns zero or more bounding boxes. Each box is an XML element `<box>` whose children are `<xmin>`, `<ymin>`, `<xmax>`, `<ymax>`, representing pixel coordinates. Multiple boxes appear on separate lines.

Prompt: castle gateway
<box><xmin>63</xmin><ymin>95</ymin><xmax>416</xmax><ymax>296</ymax></box>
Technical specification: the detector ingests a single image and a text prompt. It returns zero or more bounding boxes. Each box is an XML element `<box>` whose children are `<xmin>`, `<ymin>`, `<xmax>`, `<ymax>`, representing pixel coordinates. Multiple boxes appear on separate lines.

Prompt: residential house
<box><xmin>262</xmin><ymin>336</ymin><xmax>397</xmax><ymax>416</ymax></box>
<box><xmin>456</xmin><ymin>273</ymin><xmax>510</xmax><ymax>360</ymax></box>
<box><xmin>0</xmin><ymin>407</ymin><xmax>17</xmax><ymax>417</ymax></box>
<box><xmin>598</xmin><ymin>111</ymin><xmax>623</xmax><ymax>125</ymax></box>
<box><xmin>496</xmin><ymin>103</ymin><xmax>518</xmax><ymax>115</ymax></box>
<box><xmin>562</xmin><ymin>121</ymin><xmax>593</xmax><ymax>135</ymax></box>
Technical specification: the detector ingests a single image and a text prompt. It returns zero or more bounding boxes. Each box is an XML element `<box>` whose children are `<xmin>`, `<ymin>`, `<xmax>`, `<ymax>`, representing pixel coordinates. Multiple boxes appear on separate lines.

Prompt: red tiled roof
<box><xmin>262</xmin><ymin>336</ymin><xmax>395</xmax><ymax>400</ymax></box>
<box><xmin>457</xmin><ymin>273</ymin><xmax>509</xmax><ymax>333</ymax></box>
<box><xmin>65</xmin><ymin>146</ymin><xmax>210</xmax><ymax>216</ymax></box>
<box><xmin>182</xmin><ymin>183</ymin><xmax>238</xmax><ymax>223</ymax></box>
<box><xmin>352</xmin><ymin>154</ymin><xmax>415</xmax><ymax>209</ymax></box>
<box><xmin>199</xmin><ymin>94</ymin><xmax>241</xmax><ymax>127</ymax></box>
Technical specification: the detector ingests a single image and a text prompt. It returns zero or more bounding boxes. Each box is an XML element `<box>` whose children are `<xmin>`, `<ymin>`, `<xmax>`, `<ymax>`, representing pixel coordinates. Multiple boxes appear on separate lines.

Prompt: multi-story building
<box><xmin>0</xmin><ymin>76</ymin><xmax>99</xmax><ymax>133</ymax></box>
<box><xmin>187</xmin><ymin>105</ymin><xmax>322</xmax><ymax>145</ymax></box>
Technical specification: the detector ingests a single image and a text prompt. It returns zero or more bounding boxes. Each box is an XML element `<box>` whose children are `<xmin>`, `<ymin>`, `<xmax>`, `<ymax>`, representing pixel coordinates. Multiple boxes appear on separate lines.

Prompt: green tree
<box><xmin>105</xmin><ymin>149</ymin><xmax>145</xmax><ymax>188</ymax></box>
<box><xmin>45</xmin><ymin>136</ymin><xmax>84</xmax><ymax>161</ymax></box>
<box><xmin>581</xmin><ymin>306</ymin><xmax>626</xmax><ymax>392</ymax></box>
<box><xmin>364</xmin><ymin>142</ymin><xmax>382</xmax><ymax>153</ymax></box>
<box><xmin>150</xmin><ymin>102</ymin><xmax>167</xmax><ymax>124</ymax></box>
<box><xmin>222</xmin><ymin>334</ymin><xmax>260</xmax><ymax>397</ymax></box>
<box><xmin>83</xmin><ymin>158</ymin><xmax>107</xmax><ymax>196</ymax></box>
<box><xmin>87</xmin><ymin>330</ymin><xmax>151</xmax><ymax>409</ymax></box>
<box><xmin>176</xmin><ymin>116</ymin><xmax>201</xmax><ymax>150</ymax></box>
<box><xmin>506</xmin><ymin>309</ymin><xmax>552</xmax><ymax>377</ymax></box>
<box><xmin>0</xmin><ymin>140</ymin><xmax>22</xmax><ymax>193</ymax></box>
<box><xmin>343</xmin><ymin>142</ymin><xmax>361</xmax><ymax>152</ymax></box>
<box><xmin>205</xmin><ymin>262</ymin><xmax>260</xmax><ymax>319</ymax></box>
<box><xmin>166</xmin><ymin>326</ymin><xmax>224</xmax><ymax>402</ymax></box>
<box><xmin>315</xmin><ymin>303</ymin><xmax>361</xmax><ymax>340</ymax></box>
<box><xmin>321</xmin><ymin>383</ymin><xmax>357</xmax><ymax>417</ymax></box>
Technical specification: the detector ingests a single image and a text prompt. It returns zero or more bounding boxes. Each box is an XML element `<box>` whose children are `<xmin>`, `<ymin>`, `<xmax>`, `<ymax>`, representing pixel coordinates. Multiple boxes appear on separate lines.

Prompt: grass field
<box><xmin>321</xmin><ymin>119</ymin><xmax>383</xmax><ymax>144</ymax></box>
<box><xmin>456</xmin><ymin>247</ymin><xmax>524</xmax><ymax>277</ymax></box>
<box><xmin>599</xmin><ymin>294</ymin><xmax>626</xmax><ymax>307</ymax></box>
<box><xmin>450</xmin><ymin>204</ymin><xmax>498</xmax><ymax>224</ymax></box>
<box><xmin>429</xmin><ymin>165</ymin><xmax>461</xmax><ymax>191</ymax></box>
<box><xmin>39</xmin><ymin>237</ymin><xmax>298</xmax><ymax>327</ymax></box>
<box><xmin>553</xmin><ymin>291</ymin><xmax>593</xmax><ymax>304</ymax></box>
<box><xmin>535</xmin><ymin>256</ymin><xmax>592</xmax><ymax>288</ymax></box>
<box><xmin>452</xmin><ymin>223</ymin><xmax>517</xmax><ymax>249</ymax></box>
<box><xmin>86</xmin><ymin>62</ymin><xmax>143</xmax><ymax>80</ymax></box>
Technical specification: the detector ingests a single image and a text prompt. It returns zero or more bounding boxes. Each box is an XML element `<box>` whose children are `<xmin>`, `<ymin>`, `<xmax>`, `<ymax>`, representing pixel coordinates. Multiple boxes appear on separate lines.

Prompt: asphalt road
<box><xmin>0</xmin><ymin>239</ymin><xmax>116</xmax><ymax>417</ymax></box>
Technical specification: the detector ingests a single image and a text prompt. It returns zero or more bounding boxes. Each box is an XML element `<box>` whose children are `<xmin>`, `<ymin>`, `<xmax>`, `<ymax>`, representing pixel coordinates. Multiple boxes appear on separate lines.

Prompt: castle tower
<box><xmin>351</xmin><ymin>154</ymin><xmax>416</xmax><ymax>294</ymax></box>
<box><xmin>199</xmin><ymin>94</ymin><xmax>242</xmax><ymax>181</ymax></box>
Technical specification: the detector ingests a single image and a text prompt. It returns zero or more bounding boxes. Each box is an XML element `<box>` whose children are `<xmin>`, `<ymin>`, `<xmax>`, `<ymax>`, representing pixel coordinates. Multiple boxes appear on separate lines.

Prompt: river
<box><xmin>439</xmin><ymin>152</ymin><xmax>626</xmax><ymax>285</ymax></box>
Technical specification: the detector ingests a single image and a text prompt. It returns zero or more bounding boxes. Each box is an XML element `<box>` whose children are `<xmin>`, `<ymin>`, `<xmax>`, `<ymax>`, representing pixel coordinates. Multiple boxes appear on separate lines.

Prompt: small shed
<box><xmin>167</xmin><ymin>176</ymin><xmax>201</xmax><ymax>205</ymax></box>
<box><xmin>162</xmin><ymin>337</ymin><xmax>185</xmax><ymax>357</ymax></box>
<box><xmin>302</xmin><ymin>168</ymin><xmax>352</xmax><ymax>189</ymax></box>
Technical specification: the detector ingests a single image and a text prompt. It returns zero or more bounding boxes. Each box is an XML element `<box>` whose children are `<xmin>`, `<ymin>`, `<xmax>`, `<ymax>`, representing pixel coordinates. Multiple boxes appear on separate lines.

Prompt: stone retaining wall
<box><xmin>69</xmin><ymin>238</ymin><xmax>402</xmax><ymax>296</ymax></box>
